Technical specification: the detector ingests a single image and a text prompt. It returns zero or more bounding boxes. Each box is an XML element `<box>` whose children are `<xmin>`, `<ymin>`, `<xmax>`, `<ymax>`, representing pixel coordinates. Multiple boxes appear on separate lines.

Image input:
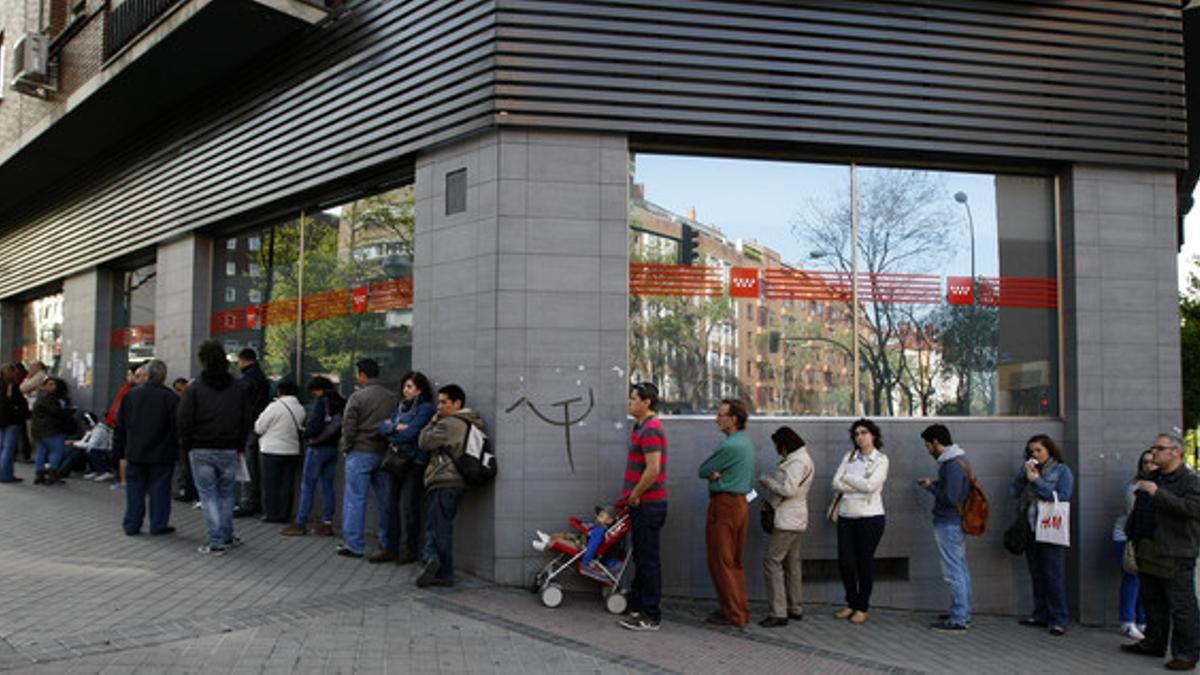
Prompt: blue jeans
<box><xmin>0</xmin><ymin>424</ymin><xmax>21</xmax><ymax>481</ymax></box>
<box><xmin>423</xmin><ymin>487</ymin><xmax>464</xmax><ymax>581</ymax></box>
<box><xmin>296</xmin><ymin>446</ymin><xmax>339</xmax><ymax>526</ymax></box>
<box><xmin>1026</xmin><ymin>536</ymin><xmax>1068</xmax><ymax>627</ymax></box>
<box><xmin>629</xmin><ymin>501</ymin><xmax>668</xmax><ymax>621</ymax></box>
<box><xmin>123</xmin><ymin>462</ymin><xmax>174</xmax><ymax>535</ymax></box>
<box><xmin>1114</xmin><ymin>539</ymin><xmax>1147</xmax><ymax>624</ymax></box>
<box><xmin>384</xmin><ymin>462</ymin><xmax>425</xmax><ymax>554</ymax></box>
<box><xmin>189</xmin><ymin>449</ymin><xmax>239</xmax><ymax>548</ymax></box>
<box><xmin>341</xmin><ymin>451</ymin><xmax>391</xmax><ymax>555</ymax></box>
<box><xmin>934</xmin><ymin>520</ymin><xmax>972</xmax><ymax>625</ymax></box>
<box><xmin>35</xmin><ymin>435</ymin><xmax>65</xmax><ymax>474</ymax></box>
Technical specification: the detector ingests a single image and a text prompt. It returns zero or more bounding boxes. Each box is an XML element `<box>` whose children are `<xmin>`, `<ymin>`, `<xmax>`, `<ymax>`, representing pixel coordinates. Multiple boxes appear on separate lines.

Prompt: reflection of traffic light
<box><xmin>769</xmin><ymin>330</ymin><xmax>781</xmax><ymax>353</ymax></box>
<box><xmin>680</xmin><ymin>225</ymin><xmax>700</xmax><ymax>265</ymax></box>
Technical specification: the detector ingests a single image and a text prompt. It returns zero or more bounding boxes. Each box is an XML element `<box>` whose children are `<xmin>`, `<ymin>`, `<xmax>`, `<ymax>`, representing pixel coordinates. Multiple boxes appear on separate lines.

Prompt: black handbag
<box><xmin>1003</xmin><ymin>515</ymin><xmax>1030</xmax><ymax>555</ymax></box>
<box><xmin>760</xmin><ymin>502</ymin><xmax>775</xmax><ymax>534</ymax></box>
<box><xmin>380</xmin><ymin>445</ymin><xmax>412</xmax><ymax>479</ymax></box>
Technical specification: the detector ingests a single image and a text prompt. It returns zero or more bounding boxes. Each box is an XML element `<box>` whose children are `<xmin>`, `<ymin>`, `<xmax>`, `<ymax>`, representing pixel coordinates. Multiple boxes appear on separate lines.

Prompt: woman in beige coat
<box><xmin>758</xmin><ymin>426</ymin><xmax>815</xmax><ymax>627</ymax></box>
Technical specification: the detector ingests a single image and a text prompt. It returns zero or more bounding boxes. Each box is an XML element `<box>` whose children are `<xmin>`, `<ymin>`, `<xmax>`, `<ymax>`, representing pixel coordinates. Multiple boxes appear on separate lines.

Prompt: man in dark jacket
<box><xmin>114</xmin><ymin>360</ymin><xmax>179</xmax><ymax>536</ymax></box>
<box><xmin>179</xmin><ymin>341</ymin><xmax>252</xmax><ymax>555</ymax></box>
<box><xmin>918</xmin><ymin>424</ymin><xmax>973</xmax><ymax>633</ymax></box>
<box><xmin>235</xmin><ymin>348</ymin><xmax>270</xmax><ymax>518</ymax></box>
<box><xmin>415</xmin><ymin>384</ymin><xmax>484</xmax><ymax>587</ymax></box>
<box><xmin>1122</xmin><ymin>433</ymin><xmax>1200</xmax><ymax>670</ymax></box>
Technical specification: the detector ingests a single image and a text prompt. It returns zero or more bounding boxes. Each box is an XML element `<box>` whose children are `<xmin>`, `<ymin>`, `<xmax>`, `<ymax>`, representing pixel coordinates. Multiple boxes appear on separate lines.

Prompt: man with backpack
<box><xmin>415</xmin><ymin>384</ymin><xmax>486</xmax><ymax>588</ymax></box>
<box><xmin>917</xmin><ymin>424</ymin><xmax>975</xmax><ymax>633</ymax></box>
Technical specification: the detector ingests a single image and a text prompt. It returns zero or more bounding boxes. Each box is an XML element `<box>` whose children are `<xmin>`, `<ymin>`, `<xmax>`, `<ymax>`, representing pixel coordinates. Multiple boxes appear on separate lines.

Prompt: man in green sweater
<box><xmin>698</xmin><ymin>398</ymin><xmax>755</xmax><ymax>629</ymax></box>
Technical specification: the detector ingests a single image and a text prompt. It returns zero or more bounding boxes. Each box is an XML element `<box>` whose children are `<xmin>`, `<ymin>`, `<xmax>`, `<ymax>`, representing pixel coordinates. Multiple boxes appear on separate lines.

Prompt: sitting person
<box><xmin>532</xmin><ymin>505</ymin><xmax>621</xmax><ymax>580</ymax></box>
<box><xmin>67</xmin><ymin>412</ymin><xmax>115</xmax><ymax>481</ymax></box>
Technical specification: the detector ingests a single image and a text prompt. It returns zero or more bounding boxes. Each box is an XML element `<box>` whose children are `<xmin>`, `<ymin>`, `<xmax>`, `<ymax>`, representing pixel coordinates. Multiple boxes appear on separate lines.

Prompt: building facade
<box><xmin>0</xmin><ymin>0</ymin><xmax>1190</xmax><ymax>624</ymax></box>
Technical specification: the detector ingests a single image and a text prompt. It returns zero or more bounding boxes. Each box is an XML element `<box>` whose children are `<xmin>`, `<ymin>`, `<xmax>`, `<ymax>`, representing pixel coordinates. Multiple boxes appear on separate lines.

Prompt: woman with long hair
<box><xmin>376</xmin><ymin>370</ymin><xmax>436</xmax><ymax>564</ymax></box>
<box><xmin>830</xmin><ymin>418</ymin><xmax>890</xmax><ymax>625</ymax></box>
<box><xmin>1010</xmin><ymin>434</ymin><xmax>1075</xmax><ymax>636</ymax></box>
<box><xmin>1113</xmin><ymin>448</ymin><xmax>1156</xmax><ymax>640</ymax></box>
<box><xmin>282</xmin><ymin>376</ymin><xmax>345</xmax><ymax>537</ymax></box>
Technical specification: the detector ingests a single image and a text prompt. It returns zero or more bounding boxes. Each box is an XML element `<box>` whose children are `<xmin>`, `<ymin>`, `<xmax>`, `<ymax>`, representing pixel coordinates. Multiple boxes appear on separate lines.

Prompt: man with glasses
<box><xmin>698</xmin><ymin>398</ymin><xmax>755</xmax><ymax>630</ymax></box>
<box><xmin>619</xmin><ymin>383</ymin><xmax>668</xmax><ymax>632</ymax></box>
<box><xmin>1122</xmin><ymin>433</ymin><xmax>1200</xmax><ymax>671</ymax></box>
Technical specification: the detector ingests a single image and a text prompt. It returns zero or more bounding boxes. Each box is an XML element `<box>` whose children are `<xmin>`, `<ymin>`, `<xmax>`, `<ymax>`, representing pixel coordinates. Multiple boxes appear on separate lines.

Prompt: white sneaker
<box><xmin>1122</xmin><ymin>623</ymin><xmax>1145</xmax><ymax>641</ymax></box>
<box><xmin>532</xmin><ymin>539</ymin><xmax>547</xmax><ymax>552</ymax></box>
<box><xmin>82</xmin><ymin>472</ymin><xmax>97</xmax><ymax>480</ymax></box>
<box><xmin>94</xmin><ymin>472</ymin><xmax>114</xmax><ymax>482</ymax></box>
<box><xmin>536</xmin><ymin>530</ymin><xmax>550</xmax><ymax>541</ymax></box>
<box><xmin>192</xmin><ymin>501</ymin><xmax>202</xmax><ymax>510</ymax></box>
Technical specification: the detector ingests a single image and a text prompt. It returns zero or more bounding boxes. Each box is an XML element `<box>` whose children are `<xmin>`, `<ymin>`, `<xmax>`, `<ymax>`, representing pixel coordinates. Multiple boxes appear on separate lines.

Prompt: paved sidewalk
<box><xmin>0</xmin><ymin>475</ymin><xmax>1166</xmax><ymax>673</ymax></box>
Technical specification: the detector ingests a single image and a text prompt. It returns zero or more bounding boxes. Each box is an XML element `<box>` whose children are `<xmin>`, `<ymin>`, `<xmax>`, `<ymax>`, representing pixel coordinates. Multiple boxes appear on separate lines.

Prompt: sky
<box><xmin>1183</xmin><ymin>194</ymin><xmax>1199</xmax><ymax>294</ymax></box>
<box><xmin>633</xmin><ymin>154</ymin><xmax>1004</xmax><ymax>279</ymax></box>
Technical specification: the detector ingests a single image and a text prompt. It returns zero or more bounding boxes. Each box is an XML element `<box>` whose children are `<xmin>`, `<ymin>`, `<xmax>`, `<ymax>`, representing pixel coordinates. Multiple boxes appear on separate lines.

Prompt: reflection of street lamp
<box><xmin>382</xmin><ymin>253</ymin><xmax>412</xmax><ymax>280</ymax></box>
<box><xmin>953</xmin><ymin>191</ymin><xmax>976</xmax><ymax>289</ymax></box>
<box><xmin>809</xmin><ymin>250</ymin><xmax>831</xmax><ymax>260</ymax></box>
<box><xmin>953</xmin><ymin>191</ymin><xmax>977</xmax><ymax>415</ymax></box>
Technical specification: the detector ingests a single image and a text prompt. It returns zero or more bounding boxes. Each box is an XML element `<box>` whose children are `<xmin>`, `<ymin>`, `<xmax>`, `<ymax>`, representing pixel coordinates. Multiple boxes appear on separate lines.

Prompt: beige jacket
<box><xmin>763</xmin><ymin>447</ymin><xmax>815</xmax><ymax>531</ymax></box>
<box><xmin>831</xmin><ymin>449</ymin><xmax>889</xmax><ymax>518</ymax></box>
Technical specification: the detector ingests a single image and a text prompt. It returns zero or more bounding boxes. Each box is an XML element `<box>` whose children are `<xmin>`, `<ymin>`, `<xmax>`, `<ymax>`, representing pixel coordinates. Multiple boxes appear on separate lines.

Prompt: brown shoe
<box><xmin>850</xmin><ymin>611</ymin><xmax>868</xmax><ymax>625</ymax></box>
<box><xmin>396</xmin><ymin>550</ymin><xmax>418</xmax><ymax>565</ymax></box>
<box><xmin>312</xmin><ymin>522</ymin><xmax>335</xmax><ymax>537</ymax></box>
<box><xmin>280</xmin><ymin>524</ymin><xmax>306</xmax><ymax>536</ymax></box>
<box><xmin>1166</xmin><ymin>659</ymin><xmax>1198</xmax><ymax>671</ymax></box>
<box><xmin>367</xmin><ymin>550</ymin><xmax>398</xmax><ymax>564</ymax></box>
<box><xmin>834</xmin><ymin>607</ymin><xmax>854</xmax><ymax>620</ymax></box>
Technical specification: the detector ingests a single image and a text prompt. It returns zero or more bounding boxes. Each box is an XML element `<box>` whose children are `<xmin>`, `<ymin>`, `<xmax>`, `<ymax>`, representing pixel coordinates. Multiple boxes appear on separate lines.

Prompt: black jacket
<box><xmin>0</xmin><ymin>382</ymin><xmax>29</xmax><ymax>427</ymax></box>
<box><xmin>114</xmin><ymin>382</ymin><xmax>179</xmax><ymax>465</ymax></box>
<box><xmin>30</xmin><ymin>391</ymin><xmax>73</xmax><ymax>439</ymax></box>
<box><xmin>239</xmin><ymin>363</ymin><xmax>270</xmax><ymax>417</ymax></box>
<box><xmin>178</xmin><ymin>369</ymin><xmax>251</xmax><ymax>453</ymax></box>
<box><xmin>1150</xmin><ymin>465</ymin><xmax>1200</xmax><ymax>558</ymax></box>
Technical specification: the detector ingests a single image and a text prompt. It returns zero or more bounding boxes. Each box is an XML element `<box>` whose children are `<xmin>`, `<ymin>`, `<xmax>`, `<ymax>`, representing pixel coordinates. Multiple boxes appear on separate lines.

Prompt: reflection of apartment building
<box><xmin>630</xmin><ymin>188</ymin><xmax>853</xmax><ymax>414</ymax></box>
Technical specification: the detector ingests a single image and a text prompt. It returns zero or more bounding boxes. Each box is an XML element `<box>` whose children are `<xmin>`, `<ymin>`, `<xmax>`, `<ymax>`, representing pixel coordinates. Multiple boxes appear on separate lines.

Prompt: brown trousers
<box><xmin>706</xmin><ymin>492</ymin><xmax>751</xmax><ymax>626</ymax></box>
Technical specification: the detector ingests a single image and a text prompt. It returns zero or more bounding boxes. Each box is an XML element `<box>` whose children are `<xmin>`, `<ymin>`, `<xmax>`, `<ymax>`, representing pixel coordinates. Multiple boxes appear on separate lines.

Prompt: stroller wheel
<box><xmin>540</xmin><ymin>583</ymin><xmax>564</xmax><ymax>608</ymax></box>
<box><xmin>605</xmin><ymin>591</ymin><xmax>627</xmax><ymax>615</ymax></box>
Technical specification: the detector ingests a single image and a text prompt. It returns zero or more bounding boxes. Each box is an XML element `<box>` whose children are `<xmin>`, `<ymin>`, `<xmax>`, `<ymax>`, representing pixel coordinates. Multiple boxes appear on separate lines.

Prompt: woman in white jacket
<box><xmin>830</xmin><ymin>418</ymin><xmax>890</xmax><ymax>625</ymax></box>
<box><xmin>255</xmin><ymin>380</ymin><xmax>306</xmax><ymax>524</ymax></box>
<box><xmin>758</xmin><ymin>426</ymin><xmax>815</xmax><ymax>628</ymax></box>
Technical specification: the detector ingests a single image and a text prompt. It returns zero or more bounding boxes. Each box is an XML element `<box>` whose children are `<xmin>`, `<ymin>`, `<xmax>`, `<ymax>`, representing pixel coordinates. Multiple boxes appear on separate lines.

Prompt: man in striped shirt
<box><xmin>619</xmin><ymin>383</ymin><xmax>668</xmax><ymax>632</ymax></box>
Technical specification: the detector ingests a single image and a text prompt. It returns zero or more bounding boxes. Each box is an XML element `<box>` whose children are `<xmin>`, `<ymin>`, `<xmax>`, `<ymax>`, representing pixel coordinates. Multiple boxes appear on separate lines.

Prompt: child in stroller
<box><xmin>531</xmin><ymin>504</ymin><xmax>632</xmax><ymax>613</ymax></box>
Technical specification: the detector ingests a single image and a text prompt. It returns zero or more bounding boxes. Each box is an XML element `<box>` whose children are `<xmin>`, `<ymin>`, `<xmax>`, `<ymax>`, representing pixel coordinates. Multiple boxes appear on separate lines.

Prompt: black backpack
<box><xmin>451</xmin><ymin>420</ymin><xmax>497</xmax><ymax>486</ymax></box>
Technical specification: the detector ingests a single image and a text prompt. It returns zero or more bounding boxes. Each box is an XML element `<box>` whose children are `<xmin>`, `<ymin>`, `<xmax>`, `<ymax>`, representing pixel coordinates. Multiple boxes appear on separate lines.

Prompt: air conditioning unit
<box><xmin>11</xmin><ymin>33</ymin><xmax>55</xmax><ymax>97</ymax></box>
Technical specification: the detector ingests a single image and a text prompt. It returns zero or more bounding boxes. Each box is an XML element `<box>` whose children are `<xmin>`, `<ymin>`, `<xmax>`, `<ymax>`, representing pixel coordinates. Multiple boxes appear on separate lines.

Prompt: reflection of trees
<box><xmin>253</xmin><ymin>189</ymin><xmax>415</xmax><ymax>389</ymax></box>
<box><xmin>793</xmin><ymin>169</ymin><xmax>957</xmax><ymax>415</ymax></box>
<box><xmin>936</xmin><ymin>305</ymin><xmax>998</xmax><ymax>415</ymax></box>
<box><xmin>629</xmin><ymin>229</ymin><xmax>737</xmax><ymax>413</ymax></box>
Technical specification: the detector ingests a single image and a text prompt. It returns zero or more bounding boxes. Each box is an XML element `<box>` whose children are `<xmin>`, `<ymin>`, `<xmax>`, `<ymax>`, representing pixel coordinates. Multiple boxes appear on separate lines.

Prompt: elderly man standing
<box><xmin>1122</xmin><ymin>433</ymin><xmax>1200</xmax><ymax>671</ymax></box>
<box><xmin>698</xmin><ymin>398</ymin><xmax>755</xmax><ymax>629</ymax></box>
<box><xmin>114</xmin><ymin>360</ymin><xmax>179</xmax><ymax>536</ymax></box>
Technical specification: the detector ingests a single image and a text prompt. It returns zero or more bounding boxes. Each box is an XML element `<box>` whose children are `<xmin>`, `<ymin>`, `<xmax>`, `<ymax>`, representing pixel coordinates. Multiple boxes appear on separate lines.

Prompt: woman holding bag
<box><xmin>254</xmin><ymin>380</ymin><xmax>306</xmax><ymax>524</ymax></box>
<box><xmin>831</xmin><ymin>418</ymin><xmax>890</xmax><ymax>625</ymax></box>
<box><xmin>1009</xmin><ymin>434</ymin><xmax>1074</xmax><ymax>636</ymax></box>
<box><xmin>758</xmin><ymin>426</ymin><xmax>815</xmax><ymax>628</ymax></box>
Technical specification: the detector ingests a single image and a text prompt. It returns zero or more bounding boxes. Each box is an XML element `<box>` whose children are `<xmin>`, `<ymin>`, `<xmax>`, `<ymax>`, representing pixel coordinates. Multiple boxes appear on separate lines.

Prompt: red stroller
<box><xmin>531</xmin><ymin>506</ymin><xmax>632</xmax><ymax>614</ymax></box>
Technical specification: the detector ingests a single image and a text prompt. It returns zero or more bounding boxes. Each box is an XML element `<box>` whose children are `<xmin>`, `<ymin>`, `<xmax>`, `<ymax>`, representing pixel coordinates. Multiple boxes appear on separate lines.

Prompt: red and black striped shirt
<box><xmin>623</xmin><ymin>415</ymin><xmax>667</xmax><ymax>502</ymax></box>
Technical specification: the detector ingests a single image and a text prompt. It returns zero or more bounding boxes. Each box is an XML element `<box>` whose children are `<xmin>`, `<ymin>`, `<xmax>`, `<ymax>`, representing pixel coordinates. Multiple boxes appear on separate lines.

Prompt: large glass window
<box><xmin>13</xmin><ymin>293</ymin><xmax>63</xmax><ymax>373</ymax></box>
<box><xmin>108</xmin><ymin>263</ymin><xmax>156</xmax><ymax>402</ymax></box>
<box><xmin>629</xmin><ymin>155</ymin><xmax>1058</xmax><ymax>418</ymax></box>
<box><xmin>211</xmin><ymin>186</ymin><xmax>414</xmax><ymax>396</ymax></box>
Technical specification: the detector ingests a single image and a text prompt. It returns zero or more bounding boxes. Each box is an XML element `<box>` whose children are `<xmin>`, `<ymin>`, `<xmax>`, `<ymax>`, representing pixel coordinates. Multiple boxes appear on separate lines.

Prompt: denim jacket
<box><xmin>1009</xmin><ymin>462</ymin><xmax>1074</xmax><ymax>530</ymax></box>
<box><xmin>379</xmin><ymin>399</ymin><xmax>436</xmax><ymax>465</ymax></box>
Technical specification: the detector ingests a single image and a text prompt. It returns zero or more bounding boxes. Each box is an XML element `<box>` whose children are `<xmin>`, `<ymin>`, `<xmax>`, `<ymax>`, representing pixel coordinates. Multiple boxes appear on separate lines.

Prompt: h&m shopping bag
<box><xmin>1035</xmin><ymin>491</ymin><xmax>1070</xmax><ymax>547</ymax></box>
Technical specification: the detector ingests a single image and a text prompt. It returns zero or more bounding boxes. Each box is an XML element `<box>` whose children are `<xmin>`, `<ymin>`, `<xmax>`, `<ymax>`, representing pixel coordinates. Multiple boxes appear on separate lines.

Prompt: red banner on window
<box><xmin>630</xmin><ymin>263</ymin><xmax>723</xmax><ymax>297</ymax></box>
<box><xmin>946</xmin><ymin>276</ymin><xmax>974</xmax><ymax>305</ymax></box>
<box><xmin>352</xmin><ymin>286</ymin><xmax>369</xmax><ymax>314</ymax></box>
<box><xmin>764</xmin><ymin>269</ymin><xmax>852</xmax><ymax>301</ymax></box>
<box><xmin>977</xmin><ymin>276</ymin><xmax>1057</xmax><ymax>308</ymax></box>
<box><xmin>368</xmin><ymin>279</ymin><xmax>414</xmax><ymax>311</ymax></box>
<box><xmin>303</xmin><ymin>289</ymin><xmax>351</xmax><ymax>322</ymax></box>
